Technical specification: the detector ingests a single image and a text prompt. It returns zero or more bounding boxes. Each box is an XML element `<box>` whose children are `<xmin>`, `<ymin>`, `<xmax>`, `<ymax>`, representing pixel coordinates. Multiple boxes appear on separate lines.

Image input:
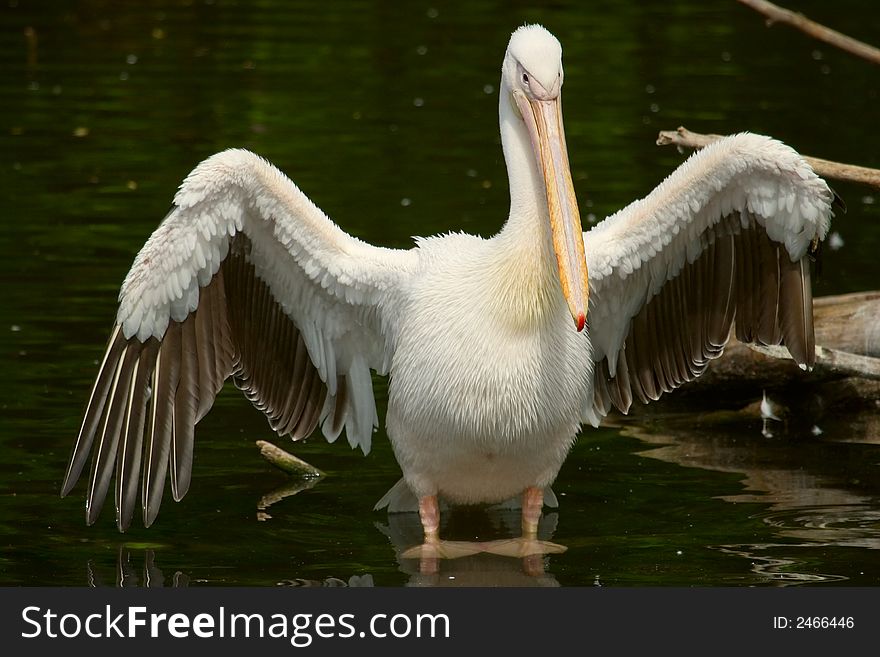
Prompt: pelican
<box><xmin>61</xmin><ymin>25</ymin><xmax>834</xmax><ymax>558</ymax></box>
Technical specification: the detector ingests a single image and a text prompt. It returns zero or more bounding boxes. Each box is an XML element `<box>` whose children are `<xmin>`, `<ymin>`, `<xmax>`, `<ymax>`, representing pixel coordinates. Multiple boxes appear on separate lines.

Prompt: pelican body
<box><xmin>62</xmin><ymin>25</ymin><xmax>834</xmax><ymax>557</ymax></box>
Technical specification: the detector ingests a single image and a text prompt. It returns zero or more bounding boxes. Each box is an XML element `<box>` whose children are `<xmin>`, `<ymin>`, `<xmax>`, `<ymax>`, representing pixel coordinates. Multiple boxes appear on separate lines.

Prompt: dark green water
<box><xmin>1</xmin><ymin>0</ymin><xmax>879</xmax><ymax>586</ymax></box>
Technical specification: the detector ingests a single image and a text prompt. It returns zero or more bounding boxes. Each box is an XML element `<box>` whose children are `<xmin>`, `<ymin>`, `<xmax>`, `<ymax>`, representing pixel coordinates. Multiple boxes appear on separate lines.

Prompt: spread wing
<box><xmin>582</xmin><ymin>133</ymin><xmax>836</xmax><ymax>426</ymax></box>
<box><xmin>62</xmin><ymin>149</ymin><xmax>418</xmax><ymax>530</ymax></box>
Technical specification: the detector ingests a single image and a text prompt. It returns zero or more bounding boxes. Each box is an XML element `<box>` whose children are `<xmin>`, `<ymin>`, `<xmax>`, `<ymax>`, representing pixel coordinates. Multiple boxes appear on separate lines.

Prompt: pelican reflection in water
<box><xmin>62</xmin><ymin>25</ymin><xmax>834</xmax><ymax>558</ymax></box>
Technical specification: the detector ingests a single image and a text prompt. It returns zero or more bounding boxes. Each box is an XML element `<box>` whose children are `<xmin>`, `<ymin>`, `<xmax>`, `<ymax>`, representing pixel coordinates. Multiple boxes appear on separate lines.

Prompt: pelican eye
<box><xmin>522</xmin><ymin>72</ymin><xmax>529</xmax><ymax>84</ymax></box>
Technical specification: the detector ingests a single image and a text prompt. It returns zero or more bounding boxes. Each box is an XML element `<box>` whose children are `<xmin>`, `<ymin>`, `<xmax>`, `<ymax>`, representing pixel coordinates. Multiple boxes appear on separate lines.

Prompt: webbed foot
<box><xmin>400</xmin><ymin>540</ymin><xmax>485</xmax><ymax>560</ymax></box>
<box><xmin>480</xmin><ymin>537</ymin><xmax>567</xmax><ymax>558</ymax></box>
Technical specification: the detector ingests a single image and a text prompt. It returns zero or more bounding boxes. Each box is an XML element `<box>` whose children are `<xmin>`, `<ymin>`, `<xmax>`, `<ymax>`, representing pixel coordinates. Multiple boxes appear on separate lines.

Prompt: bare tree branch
<box><xmin>657</xmin><ymin>126</ymin><xmax>880</xmax><ymax>190</ymax></box>
<box><xmin>738</xmin><ymin>0</ymin><xmax>880</xmax><ymax>65</ymax></box>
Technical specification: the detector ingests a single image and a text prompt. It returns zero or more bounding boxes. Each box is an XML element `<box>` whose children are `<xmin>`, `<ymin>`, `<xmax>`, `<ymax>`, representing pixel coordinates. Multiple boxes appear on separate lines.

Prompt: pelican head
<box><xmin>502</xmin><ymin>25</ymin><xmax>589</xmax><ymax>332</ymax></box>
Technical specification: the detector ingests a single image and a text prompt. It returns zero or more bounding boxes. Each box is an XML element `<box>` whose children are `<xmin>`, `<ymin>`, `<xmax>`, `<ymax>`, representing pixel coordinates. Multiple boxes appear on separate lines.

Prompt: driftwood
<box><xmin>256</xmin><ymin>439</ymin><xmax>324</xmax><ymax>477</ymax></box>
<box><xmin>737</xmin><ymin>0</ymin><xmax>880</xmax><ymax>66</ymax></box>
<box><xmin>255</xmin><ymin>440</ymin><xmax>325</xmax><ymax>521</ymax></box>
<box><xmin>657</xmin><ymin>126</ymin><xmax>880</xmax><ymax>190</ymax></box>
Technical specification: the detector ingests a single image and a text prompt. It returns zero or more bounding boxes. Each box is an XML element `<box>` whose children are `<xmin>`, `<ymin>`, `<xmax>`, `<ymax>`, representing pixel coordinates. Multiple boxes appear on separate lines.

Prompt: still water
<box><xmin>1</xmin><ymin>0</ymin><xmax>879</xmax><ymax>586</ymax></box>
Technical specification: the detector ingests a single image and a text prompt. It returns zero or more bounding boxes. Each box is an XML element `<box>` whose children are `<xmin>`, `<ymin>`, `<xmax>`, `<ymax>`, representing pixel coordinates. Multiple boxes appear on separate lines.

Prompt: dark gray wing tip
<box><xmin>829</xmin><ymin>186</ymin><xmax>847</xmax><ymax>214</ymax></box>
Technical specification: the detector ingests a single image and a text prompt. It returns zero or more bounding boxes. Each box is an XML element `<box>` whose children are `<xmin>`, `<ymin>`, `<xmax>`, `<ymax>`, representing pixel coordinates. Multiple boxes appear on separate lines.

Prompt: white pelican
<box><xmin>61</xmin><ymin>25</ymin><xmax>834</xmax><ymax>558</ymax></box>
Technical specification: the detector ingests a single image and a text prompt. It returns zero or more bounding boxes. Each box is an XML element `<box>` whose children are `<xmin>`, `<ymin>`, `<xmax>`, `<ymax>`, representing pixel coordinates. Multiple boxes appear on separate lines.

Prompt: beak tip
<box><xmin>576</xmin><ymin>313</ymin><xmax>586</xmax><ymax>332</ymax></box>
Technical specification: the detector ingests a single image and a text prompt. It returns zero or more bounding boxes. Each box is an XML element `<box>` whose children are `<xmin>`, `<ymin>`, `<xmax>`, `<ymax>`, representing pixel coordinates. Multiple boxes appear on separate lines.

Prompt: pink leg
<box><xmin>418</xmin><ymin>495</ymin><xmax>440</xmax><ymax>542</ymax></box>
<box><xmin>482</xmin><ymin>487</ymin><xmax>567</xmax><ymax>558</ymax></box>
<box><xmin>522</xmin><ymin>486</ymin><xmax>543</xmax><ymax>538</ymax></box>
<box><xmin>523</xmin><ymin>554</ymin><xmax>546</xmax><ymax>577</ymax></box>
<box><xmin>400</xmin><ymin>494</ymin><xmax>483</xmax><ymax>561</ymax></box>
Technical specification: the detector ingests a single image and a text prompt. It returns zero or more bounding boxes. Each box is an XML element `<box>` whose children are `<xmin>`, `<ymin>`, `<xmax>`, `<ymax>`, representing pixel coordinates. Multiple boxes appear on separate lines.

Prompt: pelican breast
<box><xmin>386</xmin><ymin>233</ymin><xmax>593</xmax><ymax>456</ymax></box>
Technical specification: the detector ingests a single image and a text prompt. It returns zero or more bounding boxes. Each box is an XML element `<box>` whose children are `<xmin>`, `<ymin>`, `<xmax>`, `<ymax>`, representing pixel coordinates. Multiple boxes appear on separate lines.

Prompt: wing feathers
<box><xmin>274</xmin><ymin>335</ymin><xmax>311</xmax><ymax>435</ymax></box>
<box><xmin>71</xmin><ymin>247</ymin><xmax>337</xmax><ymax>529</ymax></box>
<box><xmin>586</xmin><ymin>134</ymin><xmax>833</xmax><ymax>420</ymax></box>
<box><xmin>778</xmin><ymin>255</ymin><xmax>814</xmax><ymax>367</ymax></box>
<box><xmin>66</xmin><ymin>149</ymin><xmax>414</xmax><ymax>529</ymax></box>
<box><xmin>293</xmin><ymin>374</ymin><xmax>328</xmax><ymax>440</ymax></box>
<box><xmin>171</xmin><ymin>317</ymin><xmax>199</xmax><ymax>502</ymax></box>
<box><xmin>225</xmin><ymin>236</ymin><xmax>331</xmax><ymax>442</ymax></box>
<box><xmin>61</xmin><ymin>324</ymin><xmax>127</xmax><ymax>497</ymax></box>
<box><xmin>690</xmin><ymin>246</ymin><xmax>708</xmax><ymax>365</ymax></box>
<box><xmin>592</xmin><ymin>218</ymin><xmax>816</xmax><ymax>416</ymax></box>
<box><xmin>710</xmin><ymin>233</ymin><xmax>736</xmax><ymax>349</ymax></box>
<box><xmin>85</xmin><ymin>343</ymin><xmax>139</xmax><ymax>525</ymax></box>
<box><xmin>143</xmin><ymin>322</ymin><xmax>180</xmax><ymax>527</ymax></box>
<box><xmin>116</xmin><ymin>338</ymin><xmax>158</xmax><ymax>531</ymax></box>
<box><xmin>755</xmin><ymin>225</ymin><xmax>783</xmax><ymax>345</ymax></box>
<box><xmin>193</xmin><ymin>277</ymin><xmax>219</xmax><ymax>422</ymax></box>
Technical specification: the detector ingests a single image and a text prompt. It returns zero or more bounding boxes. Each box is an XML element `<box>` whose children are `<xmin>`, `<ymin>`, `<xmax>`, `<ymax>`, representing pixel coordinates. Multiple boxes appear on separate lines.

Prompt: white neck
<box><xmin>497</xmin><ymin>90</ymin><xmax>551</xmax><ymax>248</ymax></box>
<box><xmin>484</xmin><ymin>86</ymin><xmax>562</xmax><ymax>327</ymax></box>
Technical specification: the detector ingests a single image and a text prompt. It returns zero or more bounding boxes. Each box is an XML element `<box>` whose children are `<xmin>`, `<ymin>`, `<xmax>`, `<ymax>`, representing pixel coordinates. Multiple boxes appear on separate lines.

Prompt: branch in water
<box><xmin>256</xmin><ymin>440</ymin><xmax>325</xmax><ymax>477</ymax></box>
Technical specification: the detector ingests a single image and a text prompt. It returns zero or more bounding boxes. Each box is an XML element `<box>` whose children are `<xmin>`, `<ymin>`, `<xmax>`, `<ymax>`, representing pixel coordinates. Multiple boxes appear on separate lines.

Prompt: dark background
<box><xmin>1</xmin><ymin>0</ymin><xmax>878</xmax><ymax>586</ymax></box>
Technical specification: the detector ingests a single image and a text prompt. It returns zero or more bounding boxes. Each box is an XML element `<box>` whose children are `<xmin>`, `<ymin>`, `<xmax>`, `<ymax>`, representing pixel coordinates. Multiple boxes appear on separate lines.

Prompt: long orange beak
<box><xmin>515</xmin><ymin>91</ymin><xmax>589</xmax><ymax>331</ymax></box>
